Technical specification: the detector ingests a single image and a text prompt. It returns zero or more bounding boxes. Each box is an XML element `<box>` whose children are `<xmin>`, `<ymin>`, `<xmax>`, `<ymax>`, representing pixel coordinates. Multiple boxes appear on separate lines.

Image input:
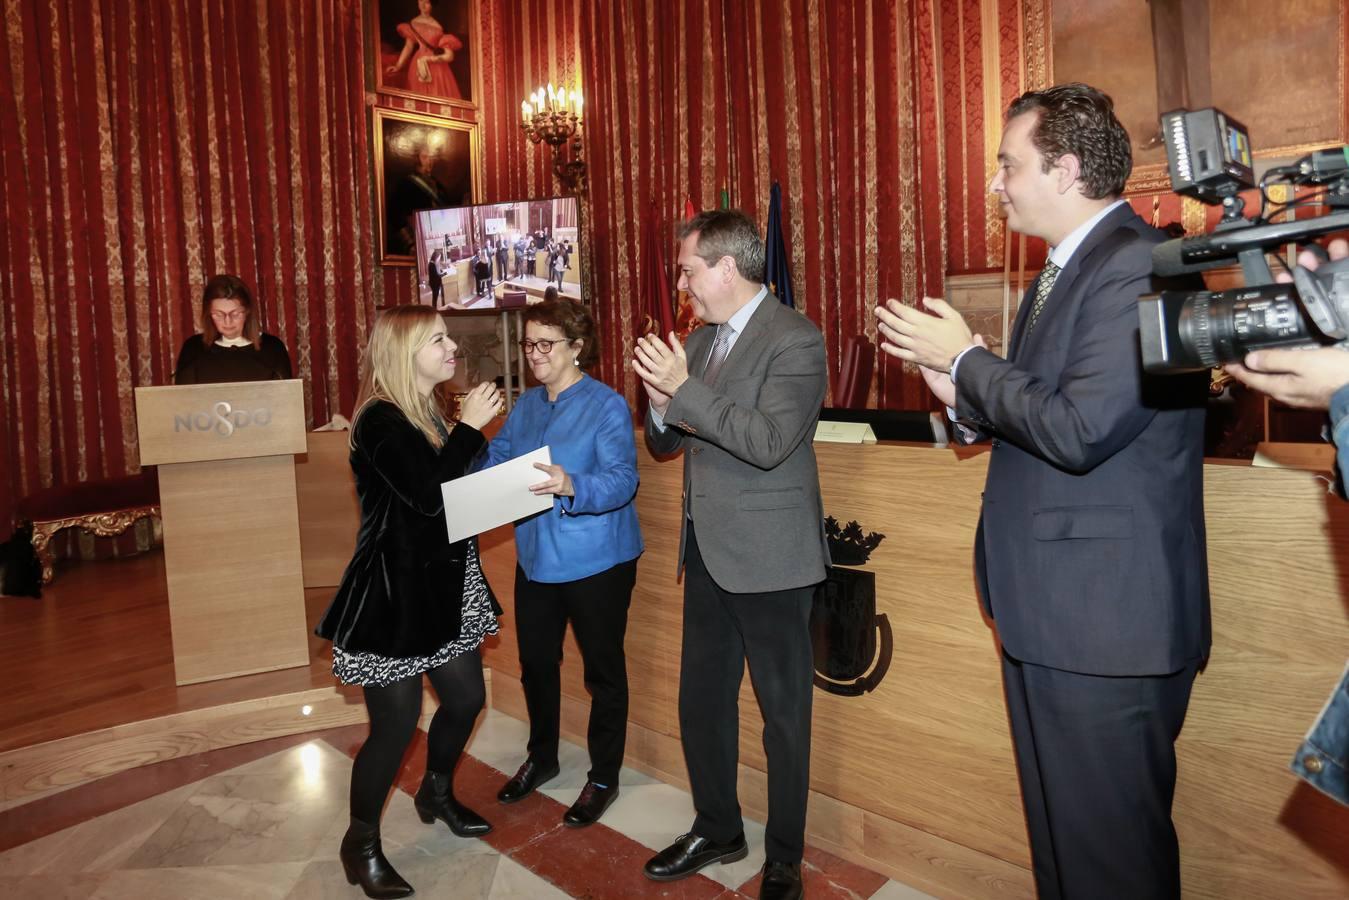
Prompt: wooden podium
<box><xmin>134</xmin><ymin>380</ymin><xmax>311</xmax><ymax>685</ymax></box>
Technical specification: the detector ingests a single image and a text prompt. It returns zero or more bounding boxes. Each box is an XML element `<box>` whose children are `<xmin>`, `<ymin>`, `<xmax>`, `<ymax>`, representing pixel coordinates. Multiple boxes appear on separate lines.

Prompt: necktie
<box><xmin>702</xmin><ymin>324</ymin><xmax>735</xmax><ymax>384</ymax></box>
<box><xmin>1026</xmin><ymin>260</ymin><xmax>1061</xmax><ymax>334</ymax></box>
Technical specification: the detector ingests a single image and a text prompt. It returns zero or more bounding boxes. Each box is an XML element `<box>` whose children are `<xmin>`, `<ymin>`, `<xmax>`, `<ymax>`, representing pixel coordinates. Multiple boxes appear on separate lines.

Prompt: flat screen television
<box><xmin>412</xmin><ymin>197</ymin><xmax>580</xmax><ymax>311</ymax></box>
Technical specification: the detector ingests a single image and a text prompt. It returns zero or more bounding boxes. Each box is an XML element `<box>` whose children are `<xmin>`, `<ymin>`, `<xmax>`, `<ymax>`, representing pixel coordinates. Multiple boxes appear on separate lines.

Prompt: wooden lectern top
<box><xmin>134</xmin><ymin>379</ymin><xmax>307</xmax><ymax>465</ymax></box>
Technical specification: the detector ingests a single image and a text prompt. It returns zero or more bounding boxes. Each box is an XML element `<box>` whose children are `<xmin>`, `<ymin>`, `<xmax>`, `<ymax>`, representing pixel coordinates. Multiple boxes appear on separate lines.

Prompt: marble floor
<box><xmin>0</xmin><ymin>711</ymin><xmax>937</xmax><ymax>899</ymax></box>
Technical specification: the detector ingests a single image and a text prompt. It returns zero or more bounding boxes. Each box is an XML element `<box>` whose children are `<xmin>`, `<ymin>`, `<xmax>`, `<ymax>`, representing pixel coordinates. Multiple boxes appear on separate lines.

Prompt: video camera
<box><xmin>1138</xmin><ymin>107</ymin><xmax>1349</xmax><ymax>372</ymax></box>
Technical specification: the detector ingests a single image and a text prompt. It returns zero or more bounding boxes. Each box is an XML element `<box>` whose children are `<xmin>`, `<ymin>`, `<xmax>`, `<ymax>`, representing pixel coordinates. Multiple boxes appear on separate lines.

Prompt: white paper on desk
<box><xmin>441</xmin><ymin>446</ymin><xmax>553</xmax><ymax>543</ymax></box>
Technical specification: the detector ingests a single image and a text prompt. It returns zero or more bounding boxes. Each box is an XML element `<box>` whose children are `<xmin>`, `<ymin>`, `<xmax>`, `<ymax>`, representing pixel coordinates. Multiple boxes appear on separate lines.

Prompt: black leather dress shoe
<box><xmin>496</xmin><ymin>758</ymin><xmax>560</xmax><ymax>804</ymax></box>
<box><xmin>643</xmin><ymin>832</ymin><xmax>749</xmax><ymax>882</ymax></box>
<box><xmin>562</xmin><ymin>782</ymin><xmax>619</xmax><ymax>827</ymax></box>
<box><xmin>759</xmin><ymin>860</ymin><xmax>803</xmax><ymax>900</ymax></box>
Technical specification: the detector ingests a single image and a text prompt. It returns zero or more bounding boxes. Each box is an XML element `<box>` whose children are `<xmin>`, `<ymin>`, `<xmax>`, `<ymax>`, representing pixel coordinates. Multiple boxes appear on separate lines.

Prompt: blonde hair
<box><xmin>352</xmin><ymin>305</ymin><xmax>451</xmax><ymax>449</ymax></box>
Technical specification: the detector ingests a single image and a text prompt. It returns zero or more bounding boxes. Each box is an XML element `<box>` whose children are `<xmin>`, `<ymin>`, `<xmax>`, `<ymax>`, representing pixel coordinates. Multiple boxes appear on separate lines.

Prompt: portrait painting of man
<box><xmin>374</xmin><ymin>108</ymin><xmax>477</xmax><ymax>265</ymax></box>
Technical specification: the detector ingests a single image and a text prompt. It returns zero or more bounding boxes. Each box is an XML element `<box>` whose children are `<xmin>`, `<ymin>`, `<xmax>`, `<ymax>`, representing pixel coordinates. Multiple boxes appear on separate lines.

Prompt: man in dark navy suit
<box><xmin>877</xmin><ymin>83</ymin><xmax>1210</xmax><ymax>900</ymax></box>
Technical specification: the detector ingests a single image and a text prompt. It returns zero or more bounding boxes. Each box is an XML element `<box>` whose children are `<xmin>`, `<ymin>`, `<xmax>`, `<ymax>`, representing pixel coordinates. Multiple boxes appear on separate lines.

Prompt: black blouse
<box><xmin>173</xmin><ymin>333</ymin><xmax>293</xmax><ymax>385</ymax></box>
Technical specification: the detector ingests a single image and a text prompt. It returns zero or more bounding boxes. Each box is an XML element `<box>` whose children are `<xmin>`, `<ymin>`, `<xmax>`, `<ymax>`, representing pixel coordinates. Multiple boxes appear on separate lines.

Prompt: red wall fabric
<box><xmin>0</xmin><ymin>0</ymin><xmax>972</xmax><ymax>530</ymax></box>
<box><xmin>372</xmin><ymin>0</ymin><xmax>962</xmax><ymax>413</ymax></box>
<box><xmin>0</xmin><ymin>0</ymin><xmax>374</xmax><ymax>530</ymax></box>
<box><xmin>575</xmin><ymin>0</ymin><xmax>947</xmax><ymax>412</ymax></box>
<box><xmin>15</xmin><ymin>0</ymin><xmax>1326</xmax><ymax>533</ymax></box>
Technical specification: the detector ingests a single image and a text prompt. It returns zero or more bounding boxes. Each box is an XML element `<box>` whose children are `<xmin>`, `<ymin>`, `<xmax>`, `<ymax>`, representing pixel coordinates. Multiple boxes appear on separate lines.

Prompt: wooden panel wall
<box><xmin>478</xmin><ymin>437</ymin><xmax>1349</xmax><ymax>900</ymax></box>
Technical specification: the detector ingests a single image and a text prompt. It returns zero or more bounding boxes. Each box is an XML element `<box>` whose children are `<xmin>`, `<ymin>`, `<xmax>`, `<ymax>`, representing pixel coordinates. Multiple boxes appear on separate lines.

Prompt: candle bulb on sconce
<box><xmin>521</xmin><ymin>81</ymin><xmax>586</xmax><ymax>193</ymax></box>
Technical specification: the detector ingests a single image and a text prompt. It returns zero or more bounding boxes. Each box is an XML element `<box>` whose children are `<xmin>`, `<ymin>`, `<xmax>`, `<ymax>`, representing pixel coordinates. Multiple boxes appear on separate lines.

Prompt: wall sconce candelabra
<box><xmin>521</xmin><ymin>83</ymin><xmax>586</xmax><ymax>193</ymax></box>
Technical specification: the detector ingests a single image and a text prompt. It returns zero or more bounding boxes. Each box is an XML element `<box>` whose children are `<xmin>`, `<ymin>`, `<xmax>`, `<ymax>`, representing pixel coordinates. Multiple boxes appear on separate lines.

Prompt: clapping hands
<box><xmin>458</xmin><ymin>382</ymin><xmax>503</xmax><ymax>429</ymax></box>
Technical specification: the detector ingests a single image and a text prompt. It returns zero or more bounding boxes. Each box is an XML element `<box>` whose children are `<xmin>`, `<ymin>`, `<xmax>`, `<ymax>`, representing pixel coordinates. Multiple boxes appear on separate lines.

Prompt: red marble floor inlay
<box><xmin>2</xmin><ymin>722</ymin><xmax>892</xmax><ymax>900</ymax></box>
<box><xmin>331</xmin><ymin>730</ymin><xmax>755</xmax><ymax>899</ymax></box>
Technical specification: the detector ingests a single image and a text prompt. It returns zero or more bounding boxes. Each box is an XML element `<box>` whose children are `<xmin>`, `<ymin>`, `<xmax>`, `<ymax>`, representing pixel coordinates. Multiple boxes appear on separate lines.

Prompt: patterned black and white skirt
<box><xmin>331</xmin><ymin>540</ymin><xmax>499</xmax><ymax>688</ymax></box>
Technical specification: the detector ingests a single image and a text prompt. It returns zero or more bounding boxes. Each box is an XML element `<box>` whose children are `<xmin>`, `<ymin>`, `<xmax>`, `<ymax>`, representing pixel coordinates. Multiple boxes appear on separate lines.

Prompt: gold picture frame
<box><xmin>374</xmin><ymin>107</ymin><xmax>480</xmax><ymax>267</ymax></box>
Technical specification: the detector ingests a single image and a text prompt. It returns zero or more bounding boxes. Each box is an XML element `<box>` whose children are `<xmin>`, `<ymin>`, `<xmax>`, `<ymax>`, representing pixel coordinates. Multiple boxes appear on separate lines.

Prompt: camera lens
<box><xmin>1177</xmin><ymin>284</ymin><xmax>1319</xmax><ymax>368</ymax></box>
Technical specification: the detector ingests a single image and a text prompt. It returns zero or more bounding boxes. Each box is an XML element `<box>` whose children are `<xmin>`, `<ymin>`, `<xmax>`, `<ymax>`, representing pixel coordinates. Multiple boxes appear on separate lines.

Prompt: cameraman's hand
<box><xmin>1225</xmin><ymin>347</ymin><xmax>1349</xmax><ymax>410</ymax></box>
<box><xmin>1274</xmin><ymin>237</ymin><xmax>1348</xmax><ymax>285</ymax></box>
<box><xmin>1222</xmin><ymin>237</ymin><xmax>1349</xmax><ymax>410</ymax></box>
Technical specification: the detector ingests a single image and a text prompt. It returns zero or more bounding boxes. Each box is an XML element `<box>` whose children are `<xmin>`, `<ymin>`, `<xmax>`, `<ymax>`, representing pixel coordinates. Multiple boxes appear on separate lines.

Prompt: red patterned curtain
<box><xmin>0</xmin><ymin>0</ymin><xmax>373</xmax><ymax>529</ymax></box>
<box><xmin>576</xmin><ymin>0</ymin><xmax>946</xmax><ymax>411</ymax></box>
<box><xmin>2</xmin><ymin>0</ymin><xmax>1052</xmax><ymax>533</ymax></box>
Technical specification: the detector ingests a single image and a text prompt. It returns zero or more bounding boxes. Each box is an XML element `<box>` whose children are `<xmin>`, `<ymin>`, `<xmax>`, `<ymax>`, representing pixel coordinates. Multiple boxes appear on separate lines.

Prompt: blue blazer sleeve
<box><xmin>483</xmin><ymin>404</ymin><xmax>517</xmax><ymax>469</ymax></box>
<box><xmin>567</xmin><ymin>394</ymin><xmax>639</xmax><ymax>515</ymax></box>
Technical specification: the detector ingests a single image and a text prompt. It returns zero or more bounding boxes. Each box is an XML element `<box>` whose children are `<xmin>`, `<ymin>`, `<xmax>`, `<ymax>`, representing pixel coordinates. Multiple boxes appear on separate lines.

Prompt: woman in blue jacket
<box><xmin>487</xmin><ymin>296</ymin><xmax>643</xmax><ymax>827</ymax></box>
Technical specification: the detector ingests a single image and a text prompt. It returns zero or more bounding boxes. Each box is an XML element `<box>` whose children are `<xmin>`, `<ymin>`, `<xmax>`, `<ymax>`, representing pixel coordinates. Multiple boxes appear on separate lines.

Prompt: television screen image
<box><xmin>412</xmin><ymin>197</ymin><xmax>580</xmax><ymax>311</ymax></box>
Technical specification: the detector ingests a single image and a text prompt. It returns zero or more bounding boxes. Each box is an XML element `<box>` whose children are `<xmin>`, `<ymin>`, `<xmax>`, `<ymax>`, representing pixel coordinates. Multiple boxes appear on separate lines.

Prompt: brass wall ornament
<box><xmin>810</xmin><ymin>517</ymin><xmax>893</xmax><ymax>697</ymax></box>
<box><xmin>520</xmin><ymin>84</ymin><xmax>586</xmax><ymax>193</ymax></box>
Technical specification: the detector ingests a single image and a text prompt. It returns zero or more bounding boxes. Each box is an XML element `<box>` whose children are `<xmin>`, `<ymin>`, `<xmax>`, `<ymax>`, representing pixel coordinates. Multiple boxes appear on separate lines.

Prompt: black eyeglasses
<box><xmin>519</xmin><ymin>339</ymin><xmax>563</xmax><ymax>354</ymax></box>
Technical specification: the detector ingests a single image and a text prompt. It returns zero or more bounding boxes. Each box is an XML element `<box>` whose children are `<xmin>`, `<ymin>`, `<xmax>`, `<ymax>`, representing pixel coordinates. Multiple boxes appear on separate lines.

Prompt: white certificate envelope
<box><xmin>441</xmin><ymin>446</ymin><xmax>553</xmax><ymax>543</ymax></box>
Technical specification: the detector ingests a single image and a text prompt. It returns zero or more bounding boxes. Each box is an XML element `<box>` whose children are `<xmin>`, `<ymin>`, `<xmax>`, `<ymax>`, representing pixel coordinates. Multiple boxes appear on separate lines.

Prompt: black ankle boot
<box><xmin>339</xmin><ymin>816</ymin><xmax>414</xmax><ymax>899</ymax></box>
<box><xmin>414</xmin><ymin>771</ymin><xmax>492</xmax><ymax>837</ymax></box>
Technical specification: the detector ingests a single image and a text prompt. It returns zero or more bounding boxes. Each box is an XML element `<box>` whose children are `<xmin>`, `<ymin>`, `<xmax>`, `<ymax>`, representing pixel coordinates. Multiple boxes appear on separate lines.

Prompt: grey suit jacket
<box><xmin>956</xmin><ymin>205</ymin><xmax>1210</xmax><ymax>677</ymax></box>
<box><xmin>646</xmin><ymin>292</ymin><xmax>830</xmax><ymax>593</ymax></box>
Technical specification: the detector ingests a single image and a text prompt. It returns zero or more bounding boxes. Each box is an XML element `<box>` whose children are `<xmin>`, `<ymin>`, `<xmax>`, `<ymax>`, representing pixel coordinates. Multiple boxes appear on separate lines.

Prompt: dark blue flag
<box><xmin>764</xmin><ymin>181</ymin><xmax>795</xmax><ymax>307</ymax></box>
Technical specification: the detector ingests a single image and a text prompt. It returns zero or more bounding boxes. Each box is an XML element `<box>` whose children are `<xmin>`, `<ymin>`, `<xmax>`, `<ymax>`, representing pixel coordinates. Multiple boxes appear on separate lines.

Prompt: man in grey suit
<box><xmin>633</xmin><ymin>209</ymin><xmax>828</xmax><ymax>900</ymax></box>
<box><xmin>877</xmin><ymin>84</ymin><xmax>1210</xmax><ymax>899</ymax></box>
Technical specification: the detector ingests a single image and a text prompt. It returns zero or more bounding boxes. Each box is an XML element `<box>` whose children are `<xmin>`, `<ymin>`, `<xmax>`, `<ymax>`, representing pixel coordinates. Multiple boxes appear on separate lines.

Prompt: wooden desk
<box><xmin>296</xmin><ymin>431</ymin><xmax>360</xmax><ymax>589</ymax></box>
<box><xmin>296</xmin><ymin>432</ymin><xmax>1349</xmax><ymax>898</ymax></box>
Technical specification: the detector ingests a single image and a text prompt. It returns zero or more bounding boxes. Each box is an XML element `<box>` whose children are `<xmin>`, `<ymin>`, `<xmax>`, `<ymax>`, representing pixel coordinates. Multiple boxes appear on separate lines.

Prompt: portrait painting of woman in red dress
<box><xmin>375</xmin><ymin>0</ymin><xmax>477</xmax><ymax>107</ymax></box>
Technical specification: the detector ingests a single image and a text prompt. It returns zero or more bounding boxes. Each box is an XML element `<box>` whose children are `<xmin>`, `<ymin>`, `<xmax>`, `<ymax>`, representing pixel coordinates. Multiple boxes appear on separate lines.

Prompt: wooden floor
<box><xmin>0</xmin><ymin>549</ymin><xmax>343</xmax><ymax>755</ymax></box>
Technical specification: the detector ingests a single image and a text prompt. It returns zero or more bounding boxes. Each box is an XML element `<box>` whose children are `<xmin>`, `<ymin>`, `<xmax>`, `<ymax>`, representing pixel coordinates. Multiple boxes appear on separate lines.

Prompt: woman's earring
<box><xmin>573</xmin><ymin>357</ymin><xmax>580</xmax><ymax>367</ymax></box>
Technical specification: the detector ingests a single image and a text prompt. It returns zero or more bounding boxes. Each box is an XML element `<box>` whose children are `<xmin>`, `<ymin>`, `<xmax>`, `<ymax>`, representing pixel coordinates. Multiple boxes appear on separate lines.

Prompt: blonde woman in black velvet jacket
<box><xmin>316</xmin><ymin>304</ymin><xmax>501</xmax><ymax>899</ymax></box>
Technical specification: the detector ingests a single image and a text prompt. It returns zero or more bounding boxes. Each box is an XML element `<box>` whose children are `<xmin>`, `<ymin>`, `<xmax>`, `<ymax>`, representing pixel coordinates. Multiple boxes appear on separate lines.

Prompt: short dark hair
<box><xmin>200</xmin><ymin>273</ymin><xmax>259</xmax><ymax>348</ymax></box>
<box><xmin>1006</xmin><ymin>83</ymin><xmax>1132</xmax><ymax>200</ymax></box>
<box><xmin>523</xmin><ymin>297</ymin><xmax>598</xmax><ymax>368</ymax></box>
<box><xmin>676</xmin><ymin>209</ymin><xmax>766</xmax><ymax>283</ymax></box>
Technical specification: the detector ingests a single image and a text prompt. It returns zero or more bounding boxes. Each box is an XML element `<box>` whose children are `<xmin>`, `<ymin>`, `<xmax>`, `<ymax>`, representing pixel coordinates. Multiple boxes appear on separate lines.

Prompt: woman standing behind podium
<box><xmin>173</xmin><ymin>274</ymin><xmax>292</xmax><ymax>384</ymax></box>
<box><xmin>486</xmin><ymin>297</ymin><xmax>642</xmax><ymax>828</ymax></box>
<box><xmin>316</xmin><ymin>305</ymin><xmax>503</xmax><ymax>899</ymax></box>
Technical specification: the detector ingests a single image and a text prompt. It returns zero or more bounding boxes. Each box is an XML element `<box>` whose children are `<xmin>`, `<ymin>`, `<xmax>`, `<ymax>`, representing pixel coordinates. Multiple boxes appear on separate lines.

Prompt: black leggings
<box><xmin>349</xmin><ymin>649</ymin><xmax>486</xmax><ymax>824</ymax></box>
